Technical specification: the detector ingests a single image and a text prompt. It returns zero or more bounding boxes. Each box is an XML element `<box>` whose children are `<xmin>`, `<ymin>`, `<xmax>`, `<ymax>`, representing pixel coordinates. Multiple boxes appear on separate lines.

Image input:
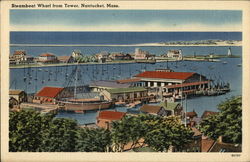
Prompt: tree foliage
<box><xmin>111</xmin><ymin>114</ymin><xmax>193</xmax><ymax>152</ymax></box>
<box><xmin>76</xmin><ymin>127</ymin><xmax>111</xmax><ymax>152</ymax></box>
<box><xmin>39</xmin><ymin>118</ymin><xmax>78</xmax><ymax>152</ymax></box>
<box><xmin>9</xmin><ymin>109</ymin><xmax>55</xmax><ymax>152</ymax></box>
<box><xmin>199</xmin><ymin>96</ymin><xmax>242</xmax><ymax>144</ymax></box>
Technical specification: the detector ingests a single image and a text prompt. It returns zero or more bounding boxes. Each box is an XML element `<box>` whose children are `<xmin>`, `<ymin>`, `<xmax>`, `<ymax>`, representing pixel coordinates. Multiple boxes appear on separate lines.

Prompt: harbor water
<box><xmin>10</xmin><ymin>47</ymin><xmax>242</xmax><ymax>124</ymax></box>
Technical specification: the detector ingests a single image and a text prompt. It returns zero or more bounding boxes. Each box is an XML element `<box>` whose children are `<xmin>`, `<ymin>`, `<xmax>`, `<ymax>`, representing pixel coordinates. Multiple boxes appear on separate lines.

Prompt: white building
<box><xmin>167</xmin><ymin>50</ymin><xmax>183</xmax><ymax>60</ymax></box>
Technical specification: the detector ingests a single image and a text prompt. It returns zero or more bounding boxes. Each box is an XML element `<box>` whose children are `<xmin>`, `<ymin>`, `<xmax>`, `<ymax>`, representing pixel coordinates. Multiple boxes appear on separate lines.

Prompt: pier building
<box><xmin>37</xmin><ymin>53</ymin><xmax>58</xmax><ymax>64</ymax></box>
<box><xmin>33</xmin><ymin>86</ymin><xmax>72</xmax><ymax>104</ymax></box>
<box><xmin>134</xmin><ymin>71</ymin><xmax>210</xmax><ymax>98</ymax></box>
<box><xmin>100</xmin><ymin>87</ymin><xmax>152</xmax><ymax>103</ymax></box>
<box><xmin>166</xmin><ymin>49</ymin><xmax>183</xmax><ymax>60</ymax></box>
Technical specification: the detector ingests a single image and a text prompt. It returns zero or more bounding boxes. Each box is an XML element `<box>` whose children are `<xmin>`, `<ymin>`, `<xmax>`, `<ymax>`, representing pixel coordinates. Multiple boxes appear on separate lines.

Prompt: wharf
<box><xmin>20</xmin><ymin>102</ymin><xmax>59</xmax><ymax>114</ymax></box>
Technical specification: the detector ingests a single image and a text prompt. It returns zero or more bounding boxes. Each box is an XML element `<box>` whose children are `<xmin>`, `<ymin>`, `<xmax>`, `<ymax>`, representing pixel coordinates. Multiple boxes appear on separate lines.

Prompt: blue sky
<box><xmin>10</xmin><ymin>10</ymin><xmax>242</xmax><ymax>31</ymax></box>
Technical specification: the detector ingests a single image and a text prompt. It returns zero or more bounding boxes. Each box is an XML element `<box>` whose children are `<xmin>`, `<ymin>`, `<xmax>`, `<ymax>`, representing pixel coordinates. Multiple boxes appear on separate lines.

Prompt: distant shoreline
<box><xmin>10</xmin><ymin>42</ymin><xmax>242</xmax><ymax>47</ymax></box>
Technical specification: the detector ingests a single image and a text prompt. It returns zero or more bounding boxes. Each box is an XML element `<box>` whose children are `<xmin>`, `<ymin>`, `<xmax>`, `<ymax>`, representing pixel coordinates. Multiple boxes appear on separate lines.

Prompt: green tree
<box><xmin>39</xmin><ymin>118</ymin><xmax>78</xmax><ymax>152</ymax></box>
<box><xmin>9</xmin><ymin>109</ymin><xmax>55</xmax><ymax>152</ymax></box>
<box><xmin>143</xmin><ymin>115</ymin><xmax>193</xmax><ymax>152</ymax></box>
<box><xmin>199</xmin><ymin>96</ymin><xmax>242</xmax><ymax>144</ymax></box>
<box><xmin>76</xmin><ymin>127</ymin><xmax>111</xmax><ymax>152</ymax></box>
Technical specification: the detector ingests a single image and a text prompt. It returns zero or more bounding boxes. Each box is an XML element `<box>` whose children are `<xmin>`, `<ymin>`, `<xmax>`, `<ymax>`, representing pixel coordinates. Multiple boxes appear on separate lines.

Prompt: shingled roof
<box><xmin>98</xmin><ymin>111</ymin><xmax>126</xmax><ymax>120</ymax></box>
<box><xmin>140</xmin><ymin>104</ymin><xmax>162</xmax><ymax>114</ymax></box>
<box><xmin>35</xmin><ymin>87</ymin><xmax>64</xmax><ymax>98</ymax></box>
<box><xmin>134</xmin><ymin>71</ymin><xmax>195</xmax><ymax>80</ymax></box>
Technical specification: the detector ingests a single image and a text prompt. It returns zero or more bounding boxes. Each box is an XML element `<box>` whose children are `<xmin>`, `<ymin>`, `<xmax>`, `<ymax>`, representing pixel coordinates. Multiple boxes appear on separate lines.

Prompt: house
<box><xmin>207</xmin><ymin>136</ymin><xmax>241</xmax><ymax>152</ymax></box>
<box><xmin>9</xmin><ymin>89</ymin><xmax>27</xmax><ymax>104</ymax></box>
<box><xmin>96</xmin><ymin>111</ymin><xmax>126</xmax><ymax>129</ymax></box>
<box><xmin>140</xmin><ymin>104</ymin><xmax>167</xmax><ymax>116</ymax></box>
<box><xmin>9</xmin><ymin>97</ymin><xmax>19</xmax><ymax>109</ymax></box>
<box><xmin>109</xmin><ymin>52</ymin><xmax>126</xmax><ymax>60</ymax></box>
<box><xmin>201</xmin><ymin>136</ymin><xmax>216</xmax><ymax>152</ymax></box>
<box><xmin>37</xmin><ymin>53</ymin><xmax>58</xmax><ymax>63</ymax></box>
<box><xmin>166</xmin><ymin>50</ymin><xmax>183</xmax><ymax>60</ymax></box>
<box><xmin>201</xmin><ymin>110</ymin><xmax>218</xmax><ymax>119</ymax></box>
<box><xmin>134</xmin><ymin>48</ymin><xmax>153</xmax><ymax>60</ymax></box>
<box><xmin>160</xmin><ymin>101</ymin><xmax>183</xmax><ymax>116</ymax></box>
<box><xmin>33</xmin><ymin>87</ymin><xmax>71</xmax><ymax>104</ymax></box>
<box><xmin>95</xmin><ymin>51</ymin><xmax>109</xmax><ymax>63</ymax></box>
<box><xmin>100</xmin><ymin>87</ymin><xmax>151</xmax><ymax>103</ymax></box>
<box><xmin>186</xmin><ymin>110</ymin><xmax>198</xmax><ymax>120</ymax></box>
<box><xmin>10</xmin><ymin>50</ymin><xmax>34</xmax><ymax>64</ymax></box>
<box><xmin>57</xmin><ymin>56</ymin><xmax>75</xmax><ymax>63</ymax></box>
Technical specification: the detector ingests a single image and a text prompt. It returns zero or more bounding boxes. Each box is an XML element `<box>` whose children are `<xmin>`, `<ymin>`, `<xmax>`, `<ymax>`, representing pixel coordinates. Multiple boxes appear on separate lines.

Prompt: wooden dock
<box><xmin>20</xmin><ymin>102</ymin><xmax>59</xmax><ymax>114</ymax></box>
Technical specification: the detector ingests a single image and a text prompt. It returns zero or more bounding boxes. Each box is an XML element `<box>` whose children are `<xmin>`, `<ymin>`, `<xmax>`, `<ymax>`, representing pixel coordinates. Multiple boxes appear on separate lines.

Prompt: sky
<box><xmin>10</xmin><ymin>10</ymin><xmax>242</xmax><ymax>31</ymax></box>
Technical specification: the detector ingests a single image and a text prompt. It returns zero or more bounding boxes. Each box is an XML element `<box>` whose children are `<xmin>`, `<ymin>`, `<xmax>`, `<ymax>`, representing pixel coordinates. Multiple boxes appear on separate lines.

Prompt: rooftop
<box><xmin>116</xmin><ymin>78</ymin><xmax>141</xmax><ymax>84</ymax></box>
<box><xmin>57</xmin><ymin>56</ymin><xmax>72</xmax><ymax>61</ymax></box>
<box><xmin>97</xmin><ymin>111</ymin><xmax>126</xmax><ymax>120</ymax></box>
<box><xmin>13</xmin><ymin>50</ymin><xmax>26</xmax><ymax>55</ymax></box>
<box><xmin>202</xmin><ymin>138</ymin><xmax>215</xmax><ymax>152</ymax></box>
<box><xmin>106</xmin><ymin>87</ymin><xmax>147</xmax><ymax>94</ymax></box>
<box><xmin>134</xmin><ymin>71</ymin><xmax>195</xmax><ymax>80</ymax></box>
<box><xmin>140</xmin><ymin>104</ymin><xmax>162</xmax><ymax>114</ymax></box>
<box><xmin>186</xmin><ymin>111</ymin><xmax>198</xmax><ymax>118</ymax></box>
<box><xmin>89</xmin><ymin>80</ymin><xmax>131</xmax><ymax>89</ymax></box>
<box><xmin>201</xmin><ymin>111</ymin><xmax>219</xmax><ymax>119</ymax></box>
<box><xmin>40</xmin><ymin>53</ymin><xmax>55</xmax><ymax>57</ymax></box>
<box><xmin>160</xmin><ymin>102</ymin><xmax>180</xmax><ymax>110</ymax></box>
<box><xmin>35</xmin><ymin>87</ymin><xmax>64</xmax><ymax>98</ymax></box>
<box><xmin>9</xmin><ymin>89</ymin><xmax>25</xmax><ymax>95</ymax></box>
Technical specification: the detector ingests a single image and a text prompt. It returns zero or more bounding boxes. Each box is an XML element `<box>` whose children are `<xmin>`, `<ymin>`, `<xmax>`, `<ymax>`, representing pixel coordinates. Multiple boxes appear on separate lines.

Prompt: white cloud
<box><xmin>10</xmin><ymin>23</ymin><xmax>242</xmax><ymax>32</ymax></box>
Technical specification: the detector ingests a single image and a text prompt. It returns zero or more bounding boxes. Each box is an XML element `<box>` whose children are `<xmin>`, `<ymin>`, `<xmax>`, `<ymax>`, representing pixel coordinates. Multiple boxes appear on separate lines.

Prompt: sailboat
<box><xmin>61</xmin><ymin>64</ymin><xmax>113</xmax><ymax>112</ymax></box>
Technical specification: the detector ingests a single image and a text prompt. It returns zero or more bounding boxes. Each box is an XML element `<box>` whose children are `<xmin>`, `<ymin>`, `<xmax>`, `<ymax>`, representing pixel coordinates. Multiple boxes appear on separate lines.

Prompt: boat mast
<box><xmin>74</xmin><ymin>63</ymin><xmax>79</xmax><ymax>99</ymax></box>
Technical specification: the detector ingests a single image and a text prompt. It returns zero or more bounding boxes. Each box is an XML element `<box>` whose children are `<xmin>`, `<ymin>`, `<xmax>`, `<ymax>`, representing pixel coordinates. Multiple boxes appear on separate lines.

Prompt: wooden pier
<box><xmin>20</xmin><ymin>102</ymin><xmax>59</xmax><ymax>114</ymax></box>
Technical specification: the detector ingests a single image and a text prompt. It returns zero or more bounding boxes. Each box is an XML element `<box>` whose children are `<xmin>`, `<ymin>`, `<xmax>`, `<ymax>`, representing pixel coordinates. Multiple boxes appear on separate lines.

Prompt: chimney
<box><xmin>218</xmin><ymin>136</ymin><xmax>223</xmax><ymax>143</ymax></box>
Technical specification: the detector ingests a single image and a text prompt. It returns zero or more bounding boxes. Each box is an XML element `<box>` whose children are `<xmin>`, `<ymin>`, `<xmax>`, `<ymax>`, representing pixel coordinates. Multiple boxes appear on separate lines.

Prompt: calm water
<box><xmin>10</xmin><ymin>32</ymin><xmax>242</xmax><ymax>45</ymax></box>
<box><xmin>10</xmin><ymin>47</ymin><xmax>242</xmax><ymax>123</ymax></box>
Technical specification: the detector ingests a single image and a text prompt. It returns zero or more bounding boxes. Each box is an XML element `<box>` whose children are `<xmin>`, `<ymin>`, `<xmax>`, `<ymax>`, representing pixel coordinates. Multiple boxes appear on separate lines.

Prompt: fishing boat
<box><xmin>61</xmin><ymin>64</ymin><xmax>114</xmax><ymax>112</ymax></box>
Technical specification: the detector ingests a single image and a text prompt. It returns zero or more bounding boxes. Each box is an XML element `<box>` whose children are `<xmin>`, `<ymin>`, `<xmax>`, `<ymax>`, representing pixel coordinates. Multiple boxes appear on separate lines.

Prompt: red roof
<box><xmin>201</xmin><ymin>111</ymin><xmax>218</xmax><ymax>119</ymax></box>
<box><xmin>35</xmin><ymin>87</ymin><xmax>64</xmax><ymax>98</ymax></box>
<box><xmin>98</xmin><ymin>111</ymin><xmax>126</xmax><ymax>120</ymax></box>
<box><xmin>166</xmin><ymin>81</ymin><xmax>209</xmax><ymax>89</ymax></box>
<box><xmin>135</xmin><ymin>71</ymin><xmax>195</xmax><ymax>80</ymax></box>
<box><xmin>40</xmin><ymin>53</ymin><xmax>55</xmax><ymax>57</ymax></box>
<box><xmin>13</xmin><ymin>50</ymin><xmax>26</xmax><ymax>55</ymax></box>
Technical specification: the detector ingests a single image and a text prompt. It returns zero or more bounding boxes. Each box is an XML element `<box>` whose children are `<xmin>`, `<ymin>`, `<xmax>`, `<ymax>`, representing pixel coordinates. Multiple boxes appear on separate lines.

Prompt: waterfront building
<box><xmin>89</xmin><ymin>80</ymin><xmax>132</xmax><ymax>92</ymax></box>
<box><xmin>9</xmin><ymin>50</ymin><xmax>34</xmax><ymax>64</ymax></box>
<box><xmin>9</xmin><ymin>89</ymin><xmax>27</xmax><ymax>104</ymax></box>
<box><xmin>186</xmin><ymin>110</ymin><xmax>198</xmax><ymax>120</ymax></box>
<box><xmin>140</xmin><ymin>104</ymin><xmax>167</xmax><ymax>116</ymax></box>
<box><xmin>100</xmin><ymin>87</ymin><xmax>151</xmax><ymax>103</ymax></box>
<box><xmin>95</xmin><ymin>51</ymin><xmax>109</xmax><ymax>63</ymax></box>
<box><xmin>134</xmin><ymin>48</ymin><xmax>154</xmax><ymax>60</ymax></box>
<box><xmin>166</xmin><ymin>49</ymin><xmax>183</xmax><ymax>60</ymax></box>
<box><xmin>9</xmin><ymin>89</ymin><xmax>27</xmax><ymax>109</ymax></box>
<box><xmin>108</xmin><ymin>52</ymin><xmax>132</xmax><ymax>60</ymax></box>
<box><xmin>57</xmin><ymin>56</ymin><xmax>75</xmax><ymax>63</ymax></box>
<box><xmin>96</xmin><ymin>111</ymin><xmax>126</xmax><ymax>129</ymax></box>
<box><xmin>134</xmin><ymin>71</ymin><xmax>210</xmax><ymax>98</ymax></box>
<box><xmin>37</xmin><ymin>53</ymin><xmax>58</xmax><ymax>64</ymax></box>
<box><xmin>33</xmin><ymin>86</ymin><xmax>71</xmax><ymax>104</ymax></box>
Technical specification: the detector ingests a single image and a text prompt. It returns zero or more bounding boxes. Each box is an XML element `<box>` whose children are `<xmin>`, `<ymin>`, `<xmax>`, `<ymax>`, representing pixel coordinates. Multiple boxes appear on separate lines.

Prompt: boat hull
<box><xmin>64</xmin><ymin>101</ymin><xmax>113</xmax><ymax>111</ymax></box>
